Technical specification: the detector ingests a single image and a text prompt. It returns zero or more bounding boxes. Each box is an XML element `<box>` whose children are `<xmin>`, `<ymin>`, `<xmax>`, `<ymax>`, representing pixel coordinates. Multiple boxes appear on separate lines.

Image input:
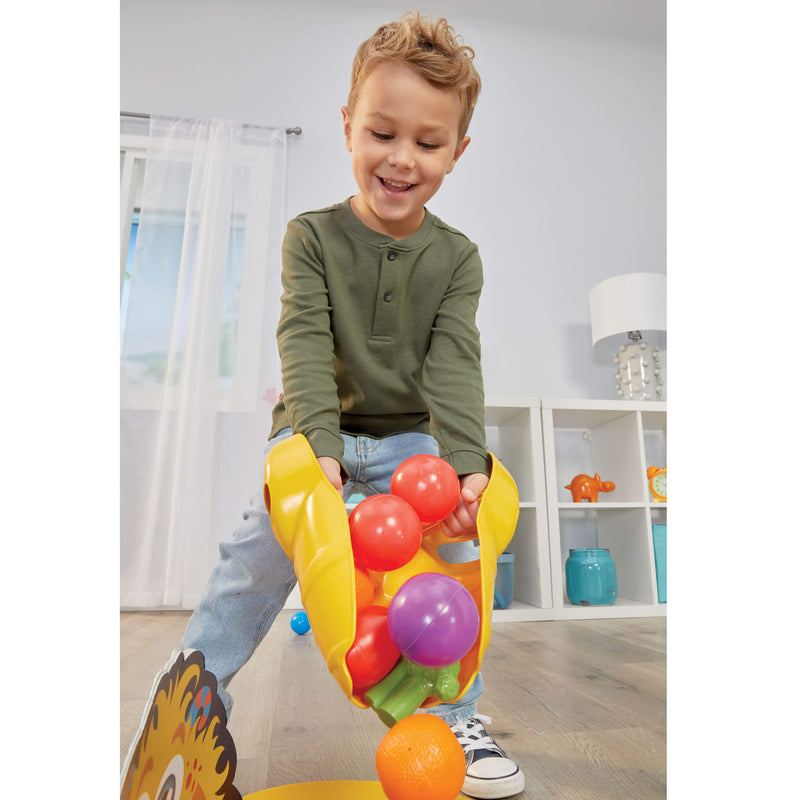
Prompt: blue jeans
<box><xmin>181</xmin><ymin>428</ymin><xmax>484</xmax><ymax>725</ymax></box>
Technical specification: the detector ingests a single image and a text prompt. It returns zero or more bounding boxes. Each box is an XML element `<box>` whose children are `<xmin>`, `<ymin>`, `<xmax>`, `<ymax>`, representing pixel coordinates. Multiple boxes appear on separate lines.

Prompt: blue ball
<box><xmin>290</xmin><ymin>610</ymin><xmax>311</xmax><ymax>635</ymax></box>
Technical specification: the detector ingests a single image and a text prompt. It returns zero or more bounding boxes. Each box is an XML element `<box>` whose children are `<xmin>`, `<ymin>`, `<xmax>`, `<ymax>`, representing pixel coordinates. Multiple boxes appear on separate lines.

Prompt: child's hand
<box><xmin>440</xmin><ymin>472</ymin><xmax>490</xmax><ymax>538</ymax></box>
<box><xmin>317</xmin><ymin>456</ymin><xmax>344</xmax><ymax>496</ymax></box>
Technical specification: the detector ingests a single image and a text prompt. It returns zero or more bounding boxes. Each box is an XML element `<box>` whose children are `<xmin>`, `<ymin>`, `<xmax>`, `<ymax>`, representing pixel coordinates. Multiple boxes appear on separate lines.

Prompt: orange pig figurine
<box><xmin>565</xmin><ymin>473</ymin><xmax>616</xmax><ymax>502</ymax></box>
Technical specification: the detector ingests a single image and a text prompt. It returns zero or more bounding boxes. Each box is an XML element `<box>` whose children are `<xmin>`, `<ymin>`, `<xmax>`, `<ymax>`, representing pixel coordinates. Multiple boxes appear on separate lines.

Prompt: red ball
<box><xmin>349</xmin><ymin>494</ymin><xmax>422</xmax><ymax>572</ymax></box>
<box><xmin>390</xmin><ymin>454</ymin><xmax>461</xmax><ymax>525</ymax></box>
<box><xmin>346</xmin><ymin>605</ymin><xmax>401</xmax><ymax>691</ymax></box>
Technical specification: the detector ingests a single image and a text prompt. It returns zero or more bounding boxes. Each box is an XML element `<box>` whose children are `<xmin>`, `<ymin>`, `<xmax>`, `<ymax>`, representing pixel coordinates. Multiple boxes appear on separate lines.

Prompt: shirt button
<box><xmin>383</xmin><ymin>291</ymin><xmax>393</xmax><ymax>302</ymax></box>
<box><xmin>387</xmin><ymin>251</ymin><xmax>397</xmax><ymax>261</ymax></box>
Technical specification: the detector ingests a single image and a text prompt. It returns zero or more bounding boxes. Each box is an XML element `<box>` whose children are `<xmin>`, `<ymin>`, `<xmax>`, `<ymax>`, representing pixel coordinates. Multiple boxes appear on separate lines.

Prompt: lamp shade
<box><xmin>589</xmin><ymin>272</ymin><xmax>666</xmax><ymax>346</ymax></box>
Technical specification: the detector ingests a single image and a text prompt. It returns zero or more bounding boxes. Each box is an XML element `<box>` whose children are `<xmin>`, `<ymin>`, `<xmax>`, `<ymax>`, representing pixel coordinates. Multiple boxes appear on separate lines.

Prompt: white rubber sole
<box><xmin>462</xmin><ymin>769</ymin><xmax>525</xmax><ymax>799</ymax></box>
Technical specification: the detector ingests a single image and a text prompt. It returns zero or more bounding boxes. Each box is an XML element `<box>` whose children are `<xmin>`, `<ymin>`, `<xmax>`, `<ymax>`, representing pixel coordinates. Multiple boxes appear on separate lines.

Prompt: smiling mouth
<box><xmin>379</xmin><ymin>177</ymin><xmax>414</xmax><ymax>191</ymax></box>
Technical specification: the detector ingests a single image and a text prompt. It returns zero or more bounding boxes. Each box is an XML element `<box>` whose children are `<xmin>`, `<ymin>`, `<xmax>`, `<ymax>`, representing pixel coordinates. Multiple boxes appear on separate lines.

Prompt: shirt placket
<box><xmin>371</xmin><ymin>248</ymin><xmax>401</xmax><ymax>340</ymax></box>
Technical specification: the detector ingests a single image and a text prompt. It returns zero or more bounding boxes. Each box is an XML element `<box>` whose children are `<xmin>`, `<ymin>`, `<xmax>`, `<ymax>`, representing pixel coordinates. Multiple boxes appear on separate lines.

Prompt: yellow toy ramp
<box><xmin>264</xmin><ymin>434</ymin><xmax>519</xmax><ymax>711</ymax></box>
<box><xmin>264</xmin><ymin>434</ymin><xmax>356</xmax><ymax>698</ymax></box>
<box><xmin>244</xmin><ymin>781</ymin><xmax>467</xmax><ymax>799</ymax></box>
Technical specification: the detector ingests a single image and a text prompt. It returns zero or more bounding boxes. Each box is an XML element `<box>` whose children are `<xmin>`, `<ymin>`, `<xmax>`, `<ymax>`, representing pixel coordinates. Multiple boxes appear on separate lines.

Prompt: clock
<box><xmin>647</xmin><ymin>466</ymin><xmax>666</xmax><ymax>502</ymax></box>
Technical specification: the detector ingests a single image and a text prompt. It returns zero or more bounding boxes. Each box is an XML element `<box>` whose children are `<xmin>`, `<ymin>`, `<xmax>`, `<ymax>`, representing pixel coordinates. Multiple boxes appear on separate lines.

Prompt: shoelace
<box><xmin>452</xmin><ymin>714</ymin><xmax>505</xmax><ymax>755</ymax></box>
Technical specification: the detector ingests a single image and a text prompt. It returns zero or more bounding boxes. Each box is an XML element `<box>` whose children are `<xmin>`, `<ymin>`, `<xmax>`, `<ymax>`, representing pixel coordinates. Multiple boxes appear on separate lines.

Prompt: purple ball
<box><xmin>387</xmin><ymin>573</ymin><xmax>480</xmax><ymax>668</ymax></box>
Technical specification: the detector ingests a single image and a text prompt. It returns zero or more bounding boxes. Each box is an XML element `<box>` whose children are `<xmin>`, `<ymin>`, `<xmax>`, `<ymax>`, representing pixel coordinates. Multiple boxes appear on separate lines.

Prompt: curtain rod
<box><xmin>121</xmin><ymin>111</ymin><xmax>302</xmax><ymax>136</ymax></box>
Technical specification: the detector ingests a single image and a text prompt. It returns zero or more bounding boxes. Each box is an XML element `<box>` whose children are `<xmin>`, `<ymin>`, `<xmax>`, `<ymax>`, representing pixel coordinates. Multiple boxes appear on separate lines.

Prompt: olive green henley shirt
<box><xmin>269</xmin><ymin>199</ymin><xmax>491</xmax><ymax>477</ymax></box>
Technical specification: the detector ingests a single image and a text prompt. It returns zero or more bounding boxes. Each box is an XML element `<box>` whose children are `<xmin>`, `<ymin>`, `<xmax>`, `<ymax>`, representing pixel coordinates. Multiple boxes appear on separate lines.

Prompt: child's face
<box><xmin>342</xmin><ymin>61</ymin><xmax>470</xmax><ymax>239</ymax></box>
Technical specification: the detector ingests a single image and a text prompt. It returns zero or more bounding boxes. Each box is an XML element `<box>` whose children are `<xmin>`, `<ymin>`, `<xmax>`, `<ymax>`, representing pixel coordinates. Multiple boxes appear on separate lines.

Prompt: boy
<box><xmin>182</xmin><ymin>13</ymin><xmax>524</xmax><ymax>799</ymax></box>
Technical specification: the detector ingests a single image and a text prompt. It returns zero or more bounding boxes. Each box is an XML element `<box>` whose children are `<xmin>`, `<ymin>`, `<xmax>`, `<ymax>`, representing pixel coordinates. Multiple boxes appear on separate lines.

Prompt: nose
<box><xmin>387</xmin><ymin>140</ymin><xmax>415</xmax><ymax>170</ymax></box>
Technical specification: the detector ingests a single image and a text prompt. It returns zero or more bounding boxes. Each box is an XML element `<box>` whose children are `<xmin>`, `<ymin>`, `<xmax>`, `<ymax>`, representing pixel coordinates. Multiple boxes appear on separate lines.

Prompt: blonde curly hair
<box><xmin>348</xmin><ymin>12</ymin><xmax>481</xmax><ymax>140</ymax></box>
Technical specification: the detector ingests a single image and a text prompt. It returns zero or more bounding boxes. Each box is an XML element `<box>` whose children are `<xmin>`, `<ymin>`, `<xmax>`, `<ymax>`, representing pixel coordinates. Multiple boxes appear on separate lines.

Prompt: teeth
<box><xmin>382</xmin><ymin>178</ymin><xmax>412</xmax><ymax>190</ymax></box>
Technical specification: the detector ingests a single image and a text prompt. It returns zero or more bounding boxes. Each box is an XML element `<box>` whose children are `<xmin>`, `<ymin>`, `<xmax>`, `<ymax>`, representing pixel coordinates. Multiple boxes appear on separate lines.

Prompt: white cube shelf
<box><xmin>542</xmin><ymin>398</ymin><xmax>666</xmax><ymax>620</ymax></box>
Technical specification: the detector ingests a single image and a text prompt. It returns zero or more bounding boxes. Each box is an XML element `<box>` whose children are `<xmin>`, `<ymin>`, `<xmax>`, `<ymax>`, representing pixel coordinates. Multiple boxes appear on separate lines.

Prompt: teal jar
<box><xmin>566</xmin><ymin>548</ymin><xmax>618</xmax><ymax>606</ymax></box>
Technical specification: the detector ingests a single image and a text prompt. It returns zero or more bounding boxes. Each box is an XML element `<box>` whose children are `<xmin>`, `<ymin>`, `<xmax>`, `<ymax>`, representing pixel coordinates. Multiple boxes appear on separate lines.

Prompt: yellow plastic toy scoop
<box><xmin>264</xmin><ymin>434</ymin><xmax>518</xmax><ymax>712</ymax></box>
<box><xmin>244</xmin><ymin>781</ymin><xmax>468</xmax><ymax>799</ymax></box>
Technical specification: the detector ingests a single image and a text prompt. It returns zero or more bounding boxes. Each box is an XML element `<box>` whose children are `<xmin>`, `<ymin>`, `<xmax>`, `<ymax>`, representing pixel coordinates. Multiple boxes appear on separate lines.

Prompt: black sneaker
<box><xmin>450</xmin><ymin>716</ymin><xmax>525</xmax><ymax>798</ymax></box>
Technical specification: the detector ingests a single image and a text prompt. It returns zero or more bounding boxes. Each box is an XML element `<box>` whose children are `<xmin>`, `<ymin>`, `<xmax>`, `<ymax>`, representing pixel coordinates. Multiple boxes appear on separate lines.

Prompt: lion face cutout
<box><xmin>121</xmin><ymin>650</ymin><xmax>241</xmax><ymax>800</ymax></box>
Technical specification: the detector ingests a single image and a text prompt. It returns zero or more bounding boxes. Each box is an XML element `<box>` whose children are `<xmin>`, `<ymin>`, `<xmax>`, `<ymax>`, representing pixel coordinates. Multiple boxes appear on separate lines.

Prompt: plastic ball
<box><xmin>349</xmin><ymin>494</ymin><xmax>422</xmax><ymax>572</ymax></box>
<box><xmin>290</xmin><ymin>610</ymin><xmax>311</xmax><ymax>635</ymax></box>
<box><xmin>346</xmin><ymin>605</ymin><xmax>401</xmax><ymax>691</ymax></box>
<box><xmin>354</xmin><ymin>566</ymin><xmax>375</xmax><ymax>608</ymax></box>
<box><xmin>387</xmin><ymin>573</ymin><xmax>480</xmax><ymax>668</ymax></box>
<box><xmin>390</xmin><ymin>454</ymin><xmax>460</xmax><ymax>525</ymax></box>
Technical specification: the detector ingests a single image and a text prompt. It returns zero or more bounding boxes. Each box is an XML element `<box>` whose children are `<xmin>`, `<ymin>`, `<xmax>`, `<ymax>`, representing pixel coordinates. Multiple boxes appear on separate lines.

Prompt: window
<box><xmin>120</xmin><ymin>126</ymin><xmax>281</xmax><ymax>412</ymax></box>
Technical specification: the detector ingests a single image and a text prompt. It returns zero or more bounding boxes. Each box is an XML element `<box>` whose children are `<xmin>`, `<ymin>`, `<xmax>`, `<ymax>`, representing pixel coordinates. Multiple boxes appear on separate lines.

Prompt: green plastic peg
<box><xmin>364</xmin><ymin>657</ymin><xmax>461</xmax><ymax>727</ymax></box>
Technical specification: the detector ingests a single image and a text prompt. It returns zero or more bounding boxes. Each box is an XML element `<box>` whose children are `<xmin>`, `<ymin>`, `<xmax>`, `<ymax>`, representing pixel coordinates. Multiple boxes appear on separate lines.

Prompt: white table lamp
<box><xmin>589</xmin><ymin>272</ymin><xmax>666</xmax><ymax>400</ymax></box>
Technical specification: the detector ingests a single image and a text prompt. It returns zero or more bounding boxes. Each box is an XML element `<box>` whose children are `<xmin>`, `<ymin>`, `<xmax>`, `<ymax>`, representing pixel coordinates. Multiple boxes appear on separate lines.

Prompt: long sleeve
<box><xmin>420</xmin><ymin>241</ymin><xmax>491</xmax><ymax>477</ymax></box>
<box><xmin>275</xmin><ymin>217</ymin><xmax>344</xmax><ymax>463</ymax></box>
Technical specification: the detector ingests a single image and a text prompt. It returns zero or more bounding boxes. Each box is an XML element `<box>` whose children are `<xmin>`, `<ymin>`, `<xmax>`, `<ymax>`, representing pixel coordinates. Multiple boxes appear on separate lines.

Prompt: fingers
<box><xmin>317</xmin><ymin>456</ymin><xmax>344</xmax><ymax>497</ymax></box>
<box><xmin>440</xmin><ymin>472</ymin><xmax>490</xmax><ymax>538</ymax></box>
<box><xmin>460</xmin><ymin>472</ymin><xmax>489</xmax><ymax>503</ymax></box>
<box><xmin>440</xmin><ymin>498</ymin><xmax>479</xmax><ymax>538</ymax></box>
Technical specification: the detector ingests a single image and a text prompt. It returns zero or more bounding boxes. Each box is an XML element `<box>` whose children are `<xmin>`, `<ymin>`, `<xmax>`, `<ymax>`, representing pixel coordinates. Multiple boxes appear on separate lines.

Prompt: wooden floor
<box><xmin>120</xmin><ymin>610</ymin><xmax>666</xmax><ymax>799</ymax></box>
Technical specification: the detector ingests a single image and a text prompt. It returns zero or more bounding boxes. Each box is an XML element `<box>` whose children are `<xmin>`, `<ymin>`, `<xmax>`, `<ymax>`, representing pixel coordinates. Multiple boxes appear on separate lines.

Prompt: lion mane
<box><xmin>121</xmin><ymin>650</ymin><xmax>242</xmax><ymax>800</ymax></box>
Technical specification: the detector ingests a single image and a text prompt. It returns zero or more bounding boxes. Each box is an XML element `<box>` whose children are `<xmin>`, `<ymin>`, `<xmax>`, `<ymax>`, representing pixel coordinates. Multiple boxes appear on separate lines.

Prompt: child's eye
<box><xmin>371</xmin><ymin>131</ymin><xmax>393</xmax><ymax>141</ymax></box>
<box><xmin>418</xmin><ymin>142</ymin><xmax>440</xmax><ymax>151</ymax></box>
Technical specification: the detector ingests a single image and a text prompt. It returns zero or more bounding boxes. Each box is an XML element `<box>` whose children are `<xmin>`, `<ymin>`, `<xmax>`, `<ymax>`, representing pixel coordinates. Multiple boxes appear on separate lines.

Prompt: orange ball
<box><xmin>354</xmin><ymin>566</ymin><xmax>375</xmax><ymax>609</ymax></box>
<box><xmin>376</xmin><ymin>714</ymin><xmax>466</xmax><ymax>800</ymax></box>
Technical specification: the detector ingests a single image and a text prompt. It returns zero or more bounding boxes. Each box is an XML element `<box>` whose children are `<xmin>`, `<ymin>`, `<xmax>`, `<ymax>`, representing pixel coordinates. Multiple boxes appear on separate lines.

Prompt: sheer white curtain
<box><xmin>120</xmin><ymin>116</ymin><xmax>286</xmax><ymax>608</ymax></box>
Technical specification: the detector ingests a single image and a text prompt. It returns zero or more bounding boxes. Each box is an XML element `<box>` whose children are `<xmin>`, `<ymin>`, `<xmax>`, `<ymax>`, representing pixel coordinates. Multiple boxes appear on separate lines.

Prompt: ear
<box><xmin>446</xmin><ymin>135</ymin><xmax>471</xmax><ymax>175</ymax></box>
<box><xmin>342</xmin><ymin>106</ymin><xmax>353</xmax><ymax>153</ymax></box>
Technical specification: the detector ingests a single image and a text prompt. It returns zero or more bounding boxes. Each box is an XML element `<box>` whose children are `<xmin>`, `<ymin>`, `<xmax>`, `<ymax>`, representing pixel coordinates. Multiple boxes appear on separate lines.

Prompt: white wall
<box><xmin>121</xmin><ymin>0</ymin><xmax>665</xmax><ymax>400</ymax></box>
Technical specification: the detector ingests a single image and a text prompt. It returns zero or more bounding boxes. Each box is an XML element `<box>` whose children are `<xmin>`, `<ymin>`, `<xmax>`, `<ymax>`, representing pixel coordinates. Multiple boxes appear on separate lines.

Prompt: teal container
<box><xmin>565</xmin><ymin>548</ymin><xmax>617</xmax><ymax>606</ymax></box>
<box><xmin>652</xmin><ymin>524</ymin><xmax>667</xmax><ymax>603</ymax></box>
<box><xmin>494</xmin><ymin>552</ymin><xmax>515</xmax><ymax>609</ymax></box>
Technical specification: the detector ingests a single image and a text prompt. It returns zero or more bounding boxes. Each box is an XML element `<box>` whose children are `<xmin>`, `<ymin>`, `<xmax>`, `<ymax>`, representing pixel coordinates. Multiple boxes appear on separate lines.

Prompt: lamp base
<box><xmin>613</xmin><ymin>339</ymin><xmax>664</xmax><ymax>400</ymax></box>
